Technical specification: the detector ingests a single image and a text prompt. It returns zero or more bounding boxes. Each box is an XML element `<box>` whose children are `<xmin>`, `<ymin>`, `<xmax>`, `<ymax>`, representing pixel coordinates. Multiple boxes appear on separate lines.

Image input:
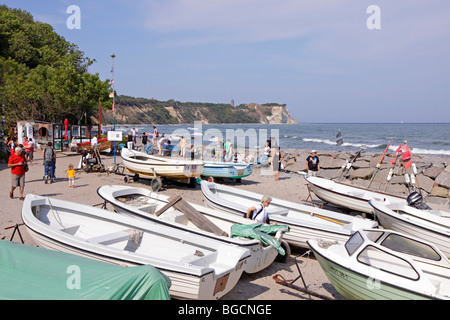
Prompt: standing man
<box><xmin>43</xmin><ymin>142</ymin><xmax>57</xmax><ymax>183</ymax></box>
<box><xmin>141</xmin><ymin>132</ymin><xmax>148</xmax><ymax>150</ymax></box>
<box><xmin>8</xmin><ymin>146</ymin><xmax>27</xmax><ymax>200</ymax></box>
<box><xmin>306</xmin><ymin>150</ymin><xmax>320</xmax><ymax>176</ymax></box>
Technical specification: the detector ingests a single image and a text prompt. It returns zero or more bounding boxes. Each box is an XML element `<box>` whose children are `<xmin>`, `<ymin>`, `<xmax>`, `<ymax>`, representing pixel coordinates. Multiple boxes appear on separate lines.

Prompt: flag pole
<box><xmin>111</xmin><ymin>53</ymin><xmax>116</xmax><ymax>169</ymax></box>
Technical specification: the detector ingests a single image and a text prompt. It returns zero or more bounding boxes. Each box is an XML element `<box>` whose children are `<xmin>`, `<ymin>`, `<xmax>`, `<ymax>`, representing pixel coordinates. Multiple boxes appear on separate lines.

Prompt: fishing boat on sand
<box><xmin>200</xmin><ymin>181</ymin><xmax>378</xmax><ymax>249</ymax></box>
<box><xmin>201</xmin><ymin>161</ymin><xmax>253</xmax><ymax>182</ymax></box>
<box><xmin>370</xmin><ymin>197</ymin><xmax>450</xmax><ymax>258</ymax></box>
<box><xmin>308</xmin><ymin>229</ymin><xmax>450</xmax><ymax>300</ymax></box>
<box><xmin>97</xmin><ymin>184</ymin><xmax>288</xmax><ymax>274</ymax></box>
<box><xmin>120</xmin><ymin>147</ymin><xmax>203</xmax><ymax>189</ymax></box>
<box><xmin>0</xmin><ymin>240</ymin><xmax>171</xmax><ymax>300</ymax></box>
<box><xmin>304</xmin><ymin>175</ymin><xmax>405</xmax><ymax>215</ymax></box>
<box><xmin>22</xmin><ymin>194</ymin><xmax>250</xmax><ymax>300</ymax></box>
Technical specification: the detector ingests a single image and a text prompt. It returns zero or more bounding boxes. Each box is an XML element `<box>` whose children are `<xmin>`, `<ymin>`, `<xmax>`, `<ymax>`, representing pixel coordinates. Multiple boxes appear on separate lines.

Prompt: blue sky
<box><xmin>3</xmin><ymin>0</ymin><xmax>450</xmax><ymax>123</ymax></box>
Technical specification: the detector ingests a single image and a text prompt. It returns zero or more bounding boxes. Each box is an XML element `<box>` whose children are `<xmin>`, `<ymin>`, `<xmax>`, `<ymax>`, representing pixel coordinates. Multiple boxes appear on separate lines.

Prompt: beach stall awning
<box><xmin>0</xmin><ymin>240</ymin><xmax>171</xmax><ymax>300</ymax></box>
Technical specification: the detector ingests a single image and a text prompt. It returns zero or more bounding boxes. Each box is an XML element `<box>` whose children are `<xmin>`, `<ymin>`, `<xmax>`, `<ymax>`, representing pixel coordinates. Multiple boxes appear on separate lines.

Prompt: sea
<box><xmin>111</xmin><ymin>123</ymin><xmax>450</xmax><ymax>157</ymax></box>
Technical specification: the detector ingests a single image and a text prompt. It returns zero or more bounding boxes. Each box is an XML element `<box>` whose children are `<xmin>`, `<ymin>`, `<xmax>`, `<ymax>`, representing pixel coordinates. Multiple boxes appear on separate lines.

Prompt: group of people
<box><xmin>7</xmin><ymin>137</ymin><xmax>79</xmax><ymax>200</ymax></box>
<box><xmin>126</xmin><ymin>126</ymin><xmax>195</xmax><ymax>159</ymax></box>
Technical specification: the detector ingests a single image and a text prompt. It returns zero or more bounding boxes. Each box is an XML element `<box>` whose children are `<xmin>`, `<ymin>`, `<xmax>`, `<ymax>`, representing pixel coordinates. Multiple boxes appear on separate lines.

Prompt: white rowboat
<box><xmin>304</xmin><ymin>175</ymin><xmax>405</xmax><ymax>214</ymax></box>
<box><xmin>22</xmin><ymin>194</ymin><xmax>250</xmax><ymax>300</ymax></box>
<box><xmin>120</xmin><ymin>147</ymin><xmax>203</xmax><ymax>183</ymax></box>
<box><xmin>97</xmin><ymin>185</ymin><xmax>286</xmax><ymax>274</ymax></box>
<box><xmin>200</xmin><ymin>181</ymin><xmax>378</xmax><ymax>249</ymax></box>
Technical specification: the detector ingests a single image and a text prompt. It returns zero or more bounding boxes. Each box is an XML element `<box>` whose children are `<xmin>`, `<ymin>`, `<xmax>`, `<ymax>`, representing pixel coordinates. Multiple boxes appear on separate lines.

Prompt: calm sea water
<box><xmin>113</xmin><ymin>123</ymin><xmax>450</xmax><ymax>156</ymax></box>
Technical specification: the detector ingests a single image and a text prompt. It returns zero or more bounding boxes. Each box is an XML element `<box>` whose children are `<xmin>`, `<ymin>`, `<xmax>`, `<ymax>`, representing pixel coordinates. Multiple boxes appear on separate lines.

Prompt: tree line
<box><xmin>0</xmin><ymin>5</ymin><xmax>111</xmax><ymax>131</ymax></box>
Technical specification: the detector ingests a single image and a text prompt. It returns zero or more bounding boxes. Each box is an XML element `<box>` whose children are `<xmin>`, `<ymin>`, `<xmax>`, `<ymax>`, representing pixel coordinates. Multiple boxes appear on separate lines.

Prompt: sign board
<box><xmin>107</xmin><ymin>131</ymin><xmax>122</xmax><ymax>142</ymax></box>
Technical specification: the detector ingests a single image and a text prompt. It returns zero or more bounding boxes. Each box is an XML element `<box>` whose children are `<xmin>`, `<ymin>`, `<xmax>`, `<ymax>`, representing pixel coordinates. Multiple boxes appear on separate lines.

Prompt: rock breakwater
<box><xmin>280</xmin><ymin>149</ymin><xmax>450</xmax><ymax>205</ymax></box>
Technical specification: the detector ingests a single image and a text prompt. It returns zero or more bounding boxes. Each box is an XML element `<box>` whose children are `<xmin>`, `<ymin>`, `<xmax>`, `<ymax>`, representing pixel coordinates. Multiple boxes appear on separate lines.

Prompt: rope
<box><xmin>48</xmin><ymin>198</ymin><xmax>65</xmax><ymax>229</ymax></box>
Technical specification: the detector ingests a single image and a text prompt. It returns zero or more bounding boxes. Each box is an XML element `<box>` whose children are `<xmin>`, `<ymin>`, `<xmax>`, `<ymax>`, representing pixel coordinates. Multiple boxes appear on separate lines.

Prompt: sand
<box><xmin>2</xmin><ymin>147</ymin><xmax>445</xmax><ymax>301</ymax></box>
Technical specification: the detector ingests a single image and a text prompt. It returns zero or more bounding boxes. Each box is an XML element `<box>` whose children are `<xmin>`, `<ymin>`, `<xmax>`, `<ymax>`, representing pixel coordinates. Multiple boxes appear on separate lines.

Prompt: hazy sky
<box><xmin>3</xmin><ymin>0</ymin><xmax>450</xmax><ymax>123</ymax></box>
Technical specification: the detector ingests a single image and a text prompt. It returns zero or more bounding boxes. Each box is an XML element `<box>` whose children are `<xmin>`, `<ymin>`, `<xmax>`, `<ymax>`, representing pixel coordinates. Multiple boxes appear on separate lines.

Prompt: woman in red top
<box><xmin>8</xmin><ymin>146</ymin><xmax>27</xmax><ymax>200</ymax></box>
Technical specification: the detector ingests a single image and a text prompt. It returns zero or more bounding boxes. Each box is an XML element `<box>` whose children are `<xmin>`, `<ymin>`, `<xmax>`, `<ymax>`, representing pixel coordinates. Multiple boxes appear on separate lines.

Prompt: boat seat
<box><xmin>87</xmin><ymin>229</ymin><xmax>143</xmax><ymax>245</ymax></box>
<box><xmin>60</xmin><ymin>225</ymin><xmax>80</xmax><ymax>236</ymax></box>
<box><xmin>136</xmin><ymin>203</ymin><xmax>158</xmax><ymax>214</ymax></box>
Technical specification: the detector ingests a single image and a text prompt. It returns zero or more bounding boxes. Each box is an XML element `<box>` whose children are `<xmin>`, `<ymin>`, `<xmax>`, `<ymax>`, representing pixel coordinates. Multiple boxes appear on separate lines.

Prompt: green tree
<box><xmin>0</xmin><ymin>5</ymin><xmax>111</xmax><ymax>129</ymax></box>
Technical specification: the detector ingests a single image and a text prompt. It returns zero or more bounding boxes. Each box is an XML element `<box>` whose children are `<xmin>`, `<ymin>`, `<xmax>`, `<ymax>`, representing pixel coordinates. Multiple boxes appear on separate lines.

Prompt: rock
<box><xmin>385</xmin><ymin>184</ymin><xmax>409</xmax><ymax>196</ymax></box>
<box><xmin>352</xmin><ymin>160</ymin><xmax>370</xmax><ymax>169</ymax></box>
<box><xmin>431</xmin><ymin>185</ymin><xmax>449</xmax><ymax>198</ymax></box>
<box><xmin>425</xmin><ymin>196</ymin><xmax>450</xmax><ymax>206</ymax></box>
<box><xmin>320</xmin><ymin>169</ymin><xmax>342</xmax><ymax>179</ymax></box>
<box><xmin>337</xmin><ymin>151</ymin><xmax>353</xmax><ymax>160</ymax></box>
<box><xmin>423</xmin><ymin>166</ymin><xmax>444</xmax><ymax>179</ymax></box>
<box><xmin>286</xmin><ymin>162</ymin><xmax>307</xmax><ymax>173</ymax></box>
<box><xmin>317</xmin><ymin>156</ymin><xmax>346</xmax><ymax>169</ymax></box>
<box><xmin>446</xmin><ymin>165</ymin><xmax>450</xmax><ymax>173</ymax></box>
<box><xmin>351</xmin><ymin>168</ymin><xmax>374</xmax><ymax>180</ymax></box>
<box><xmin>435</xmin><ymin>171</ymin><xmax>450</xmax><ymax>189</ymax></box>
<box><xmin>416</xmin><ymin>175</ymin><xmax>435</xmax><ymax>194</ymax></box>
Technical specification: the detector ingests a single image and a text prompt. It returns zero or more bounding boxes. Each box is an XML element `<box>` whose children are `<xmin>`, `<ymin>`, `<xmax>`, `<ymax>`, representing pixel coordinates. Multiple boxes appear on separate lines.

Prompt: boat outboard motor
<box><xmin>407</xmin><ymin>192</ymin><xmax>432</xmax><ymax>210</ymax></box>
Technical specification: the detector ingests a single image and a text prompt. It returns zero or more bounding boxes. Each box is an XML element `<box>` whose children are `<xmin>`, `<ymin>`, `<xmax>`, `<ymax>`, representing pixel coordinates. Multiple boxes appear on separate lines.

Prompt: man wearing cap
<box><xmin>8</xmin><ymin>146</ymin><xmax>27</xmax><ymax>200</ymax></box>
<box><xmin>306</xmin><ymin>150</ymin><xmax>320</xmax><ymax>177</ymax></box>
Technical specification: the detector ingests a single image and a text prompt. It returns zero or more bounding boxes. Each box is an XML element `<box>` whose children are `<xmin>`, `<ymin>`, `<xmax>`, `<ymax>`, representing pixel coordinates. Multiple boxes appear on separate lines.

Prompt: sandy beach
<box><xmin>1</xmin><ymin>147</ymin><xmax>448</xmax><ymax>301</ymax></box>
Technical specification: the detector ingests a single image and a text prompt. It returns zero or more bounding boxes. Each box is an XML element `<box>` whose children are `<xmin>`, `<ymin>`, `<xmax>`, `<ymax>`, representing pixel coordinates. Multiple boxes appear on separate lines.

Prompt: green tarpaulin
<box><xmin>231</xmin><ymin>223</ymin><xmax>289</xmax><ymax>255</ymax></box>
<box><xmin>0</xmin><ymin>240</ymin><xmax>171</xmax><ymax>300</ymax></box>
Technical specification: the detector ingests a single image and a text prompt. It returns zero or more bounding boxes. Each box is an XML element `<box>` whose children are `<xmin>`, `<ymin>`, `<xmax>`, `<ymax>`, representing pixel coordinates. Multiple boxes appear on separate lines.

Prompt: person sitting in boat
<box><xmin>246</xmin><ymin>196</ymin><xmax>272</xmax><ymax>224</ymax></box>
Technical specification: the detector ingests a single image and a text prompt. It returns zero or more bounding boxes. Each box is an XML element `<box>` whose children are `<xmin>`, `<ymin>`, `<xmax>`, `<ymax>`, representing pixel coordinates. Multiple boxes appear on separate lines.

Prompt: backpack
<box><xmin>44</xmin><ymin>147</ymin><xmax>54</xmax><ymax>162</ymax></box>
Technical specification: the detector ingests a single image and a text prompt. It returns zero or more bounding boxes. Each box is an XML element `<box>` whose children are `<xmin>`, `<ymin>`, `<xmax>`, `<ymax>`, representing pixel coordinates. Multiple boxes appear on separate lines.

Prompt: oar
<box><xmin>313</xmin><ymin>213</ymin><xmax>346</xmax><ymax>226</ymax></box>
<box><xmin>368</xmin><ymin>142</ymin><xmax>390</xmax><ymax>188</ymax></box>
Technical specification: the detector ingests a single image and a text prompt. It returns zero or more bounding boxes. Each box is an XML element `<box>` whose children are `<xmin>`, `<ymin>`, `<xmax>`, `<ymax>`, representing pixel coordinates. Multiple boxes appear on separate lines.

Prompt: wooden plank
<box><xmin>174</xmin><ymin>199</ymin><xmax>228</xmax><ymax>237</ymax></box>
<box><xmin>154</xmin><ymin>195</ymin><xmax>183</xmax><ymax>217</ymax></box>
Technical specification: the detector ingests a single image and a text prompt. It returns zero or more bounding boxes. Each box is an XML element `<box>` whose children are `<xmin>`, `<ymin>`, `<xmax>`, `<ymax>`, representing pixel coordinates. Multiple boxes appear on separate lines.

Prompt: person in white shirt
<box><xmin>91</xmin><ymin>134</ymin><xmax>98</xmax><ymax>149</ymax></box>
<box><xmin>158</xmin><ymin>133</ymin><xmax>167</xmax><ymax>155</ymax></box>
<box><xmin>246</xmin><ymin>195</ymin><xmax>272</xmax><ymax>224</ymax></box>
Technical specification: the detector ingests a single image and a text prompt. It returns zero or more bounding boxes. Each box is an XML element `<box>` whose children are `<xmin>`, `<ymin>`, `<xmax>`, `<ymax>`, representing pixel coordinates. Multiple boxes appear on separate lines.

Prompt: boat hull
<box><xmin>308</xmin><ymin>240</ymin><xmax>432</xmax><ymax>300</ymax></box>
<box><xmin>22</xmin><ymin>195</ymin><xmax>249</xmax><ymax>300</ymax></box>
<box><xmin>371</xmin><ymin>201</ymin><xmax>450</xmax><ymax>258</ymax></box>
<box><xmin>304</xmin><ymin>175</ymin><xmax>405</xmax><ymax>214</ymax></box>
<box><xmin>121</xmin><ymin>148</ymin><xmax>203</xmax><ymax>180</ymax></box>
<box><xmin>200</xmin><ymin>181</ymin><xmax>378</xmax><ymax>249</ymax></box>
<box><xmin>202</xmin><ymin>161</ymin><xmax>253</xmax><ymax>179</ymax></box>
<box><xmin>97</xmin><ymin>185</ymin><xmax>282</xmax><ymax>274</ymax></box>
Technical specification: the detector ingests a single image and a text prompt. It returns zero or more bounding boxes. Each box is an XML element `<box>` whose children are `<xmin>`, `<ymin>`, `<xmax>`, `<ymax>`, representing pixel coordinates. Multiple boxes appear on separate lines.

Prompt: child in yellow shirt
<box><xmin>67</xmin><ymin>164</ymin><xmax>76</xmax><ymax>188</ymax></box>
